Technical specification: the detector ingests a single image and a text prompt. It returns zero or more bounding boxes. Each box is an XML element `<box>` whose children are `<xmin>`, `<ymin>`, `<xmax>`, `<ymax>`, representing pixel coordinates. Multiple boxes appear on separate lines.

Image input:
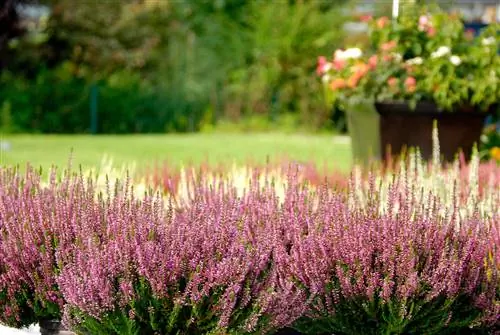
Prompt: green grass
<box><xmin>0</xmin><ymin>133</ymin><xmax>352</xmax><ymax>172</ymax></box>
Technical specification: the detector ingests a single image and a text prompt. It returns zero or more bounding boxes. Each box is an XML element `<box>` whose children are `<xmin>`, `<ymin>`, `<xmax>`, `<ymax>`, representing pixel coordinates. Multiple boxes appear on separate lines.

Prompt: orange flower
<box><xmin>490</xmin><ymin>147</ymin><xmax>500</xmax><ymax>161</ymax></box>
<box><xmin>388</xmin><ymin>77</ymin><xmax>398</xmax><ymax>87</ymax></box>
<box><xmin>381</xmin><ymin>40</ymin><xmax>397</xmax><ymax>52</ymax></box>
<box><xmin>330</xmin><ymin>78</ymin><xmax>346</xmax><ymax>90</ymax></box>
<box><xmin>347</xmin><ymin>75</ymin><xmax>360</xmax><ymax>88</ymax></box>
<box><xmin>368</xmin><ymin>55</ymin><xmax>378</xmax><ymax>69</ymax></box>
<box><xmin>376</xmin><ymin>16</ymin><xmax>389</xmax><ymax>29</ymax></box>
<box><xmin>352</xmin><ymin>63</ymin><xmax>370</xmax><ymax>77</ymax></box>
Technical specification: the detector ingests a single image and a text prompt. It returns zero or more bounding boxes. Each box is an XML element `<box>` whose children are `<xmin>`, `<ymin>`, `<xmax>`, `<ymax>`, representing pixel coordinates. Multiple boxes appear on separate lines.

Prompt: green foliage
<box><xmin>0</xmin><ymin>67</ymin><xmax>206</xmax><ymax>133</ymax></box>
<box><xmin>1</xmin><ymin>101</ymin><xmax>16</xmax><ymax>133</ymax></box>
<box><xmin>67</xmin><ymin>277</ymin><xmax>269</xmax><ymax>335</ymax></box>
<box><xmin>292</xmin><ymin>294</ymin><xmax>489</xmax><ymax>335</ymax></box>
<box><xmin>201</xmin><ymin>113</ymin><xmax>307</xmax><ymax>134</ymax></box>
<box><xmin>225</xmin><ymin>0</ymin><xmax>348</xmax><ymax>129</ymax></box>
<box><xmin>3</xmin><ymin>0</ymin><xmax>350</xmax><ymax>133</ymax></box>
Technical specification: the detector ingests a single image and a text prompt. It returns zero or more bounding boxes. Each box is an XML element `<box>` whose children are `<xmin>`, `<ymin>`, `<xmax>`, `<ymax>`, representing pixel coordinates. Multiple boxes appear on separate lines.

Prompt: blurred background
<box><xmin>1</xmin><ymin>0</ymin><xmax>498</xmax><ymax>135</ymax></box>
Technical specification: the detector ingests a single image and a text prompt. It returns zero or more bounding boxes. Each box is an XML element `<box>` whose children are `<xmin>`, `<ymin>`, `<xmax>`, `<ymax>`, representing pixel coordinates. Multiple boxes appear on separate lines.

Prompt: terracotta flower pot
<box><xmin>374</xmin><ymin>101</ymin><xmax>496</xmax><ymax>163</ymax></box>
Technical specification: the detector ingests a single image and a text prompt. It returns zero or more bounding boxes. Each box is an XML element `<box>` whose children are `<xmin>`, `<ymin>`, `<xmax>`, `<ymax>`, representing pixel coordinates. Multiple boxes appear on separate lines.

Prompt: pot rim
<box><xmin>374</xmin><ymin>100</ymin><xmax>497</xmax><ymax>116</ymax></box>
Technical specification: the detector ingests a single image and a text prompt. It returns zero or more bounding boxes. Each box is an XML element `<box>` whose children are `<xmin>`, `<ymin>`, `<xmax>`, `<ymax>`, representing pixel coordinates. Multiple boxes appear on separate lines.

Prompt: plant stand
<box><xmin>39</xmin><ymin>319</ymin><xmax>75</xmax><ymax>335</ymax></box>
<box><xmin>345</xmin><ymin>101</ymin><xmax>381</xmax><ymax>166</ymax></box>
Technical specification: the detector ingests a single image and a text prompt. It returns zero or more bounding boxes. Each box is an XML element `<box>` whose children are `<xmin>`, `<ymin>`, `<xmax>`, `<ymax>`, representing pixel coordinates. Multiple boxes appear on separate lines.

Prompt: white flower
<box><xmin>482</xmin><ymin>37</ymin><xmax>496</xmax><ymax>46</ymax></box>
<box><xmin>393</xmin><ymin>53</ymin><xmax>402</xmax><ymax>62</ymax></box>
<box><xmin>449</xmin><ymin>55</ymin><xmax>461</xmax><ymax>66</ymax></box>
<box><xmin>431</xmin><ymin>46</ymin><xmax>451</xmax><ymax>58</ymax></box>
<box><xmin>335</xmin><ymin>48</ymin><xmax>363</xmax><ymax>61</ymax></box>
<box><xmin>406</xmin><ymin>57</ymin><xmax>423</xmax><ymax>65</ymax></box>
<box><xmin>322</xmin><ymin>74</ymin><xmax>331</xmax><ymax>83</ymax></box>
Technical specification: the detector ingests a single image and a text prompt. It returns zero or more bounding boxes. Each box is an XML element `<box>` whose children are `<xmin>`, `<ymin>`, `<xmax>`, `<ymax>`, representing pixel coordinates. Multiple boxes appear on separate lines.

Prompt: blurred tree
<box><xmin>2</xmin><ymin>0</ymin><xmax>353</xmax><ymax>133</ymax></box>
<box><xmin>224</xmin><ymin>0</ymin><xmax>350</xmax><ymax>128</ymax></box>
<box><xmin>0</xmin><ymin>0</ymin><xmax>34</xmax><ymax>70</ymax></box>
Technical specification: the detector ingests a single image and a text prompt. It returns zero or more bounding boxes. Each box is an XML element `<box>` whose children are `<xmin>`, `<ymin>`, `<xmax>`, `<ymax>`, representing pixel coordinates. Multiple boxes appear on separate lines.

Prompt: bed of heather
<box><xmin>0</xmin><ymin>149</ymin><xmax>499</xmax><ymax>334</ymax></box>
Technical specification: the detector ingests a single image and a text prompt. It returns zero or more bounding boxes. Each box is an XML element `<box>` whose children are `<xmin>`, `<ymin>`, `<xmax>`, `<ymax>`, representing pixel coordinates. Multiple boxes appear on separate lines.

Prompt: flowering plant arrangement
<box><xmin>0</xmin><ymin>147</ymin><xmax>499</xmax><ymax>334</ymax></box>
<box><xmin>318</xmin><ymin>5</ymin><xmax>500</xmax><ymax>112</ymax></box>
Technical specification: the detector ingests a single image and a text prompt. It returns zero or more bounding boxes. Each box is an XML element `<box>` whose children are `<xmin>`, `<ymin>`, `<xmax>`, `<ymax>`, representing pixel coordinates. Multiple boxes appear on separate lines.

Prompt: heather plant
<box><xmin>0</xmin><ymin>163</ymin><xmax>148</xmax><ymax>329</ymax></box>
<box><xmin>0</xmin><ymin>165</ymin><xmax>98</xmax><ymax>327</ymax></box>
<box><xmin>281</xmin><ymin>179</ymin><xmax>499</xmax><ymax>334</ymax></box>
<box><xmin>1</xmin><ymin>145</ymin><xmax>498</xmax><ymax>334</ymax></box>
<box><xmin>58</xmin><ymin>175</ymin><xmax>307</xmax><ymax>335</ymax></box>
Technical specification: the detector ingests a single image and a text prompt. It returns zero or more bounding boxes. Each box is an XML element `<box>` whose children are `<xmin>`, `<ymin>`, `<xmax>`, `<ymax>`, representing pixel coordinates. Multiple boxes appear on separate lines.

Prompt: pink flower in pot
<box><xmin>387</xmin><ymin>77</ymin><xmax>398</xmax><ymax>88</ymax></box>
<box><xmin>381</xmin><ymin>40</ymin><xmax>397</xmax><ymax>52</ymax></box>
<box><xmin>368</xmin><ymin>55</ymin><xmax>378</xmax><ymax>69</ymax></box>
<box><xmin>359</xmin><ymin>14</ymin><xmax>372</xmax><ymax>22</ymax></box>
<box><xmin>376</xmin><ymin>16</ymin><xmax>389</xmax><ymax>29</ymax></box>
<box><xmin>418</xmin><ymin>15</ymin><xmax>430</xmax><ymax>30</ymax></box>
<box><xmin>316</xmin><ymin>56</ymin><xmax>332</xmax><ymax>75</ymax></box>
<box><xmin>427</xmin><ymin>26</ymin><xmax>437</xmax><ymax>37</ymax></box>
<box><xmin>404</xmin><ymin>76</ymin><xmax>417</xmax><ymax>92</ymax></box>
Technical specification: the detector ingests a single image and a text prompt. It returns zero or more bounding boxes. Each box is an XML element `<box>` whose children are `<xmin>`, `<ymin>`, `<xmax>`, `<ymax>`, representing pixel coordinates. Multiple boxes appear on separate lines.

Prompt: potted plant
<box><xmin>318</xmin><ymin>5</ymin><xmax>499</xmax><ymax>163</ymax></box>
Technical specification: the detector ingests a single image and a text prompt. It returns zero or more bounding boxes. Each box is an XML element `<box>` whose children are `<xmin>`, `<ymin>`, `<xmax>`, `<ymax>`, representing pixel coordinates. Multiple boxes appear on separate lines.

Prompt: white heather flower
<box><xmin>482</xmin><ymin>37</ymin><xmax>495</xmax><ymax>46</ymax></box>
<box><xmin>406</xmin><ymin>57</ymin><xmax>423</xmax><ymax>65</ymax></box>
<box><xmin>449</xmin><ymin>55</ymin><xmax>461</xmax><ymax>66</ymax></box>
<box><xmin>431</xmin><ymin>46</ymin><xmax>450</xmax><ymax>58</ymax></box>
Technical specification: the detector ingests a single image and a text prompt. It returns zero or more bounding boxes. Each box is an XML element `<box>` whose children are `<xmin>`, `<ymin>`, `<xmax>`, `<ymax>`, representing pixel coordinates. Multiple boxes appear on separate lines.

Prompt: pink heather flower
<box><xmin>0</xmin><ymin>157</ymin><xmax>498</xmax><ymax>332</ymax></box>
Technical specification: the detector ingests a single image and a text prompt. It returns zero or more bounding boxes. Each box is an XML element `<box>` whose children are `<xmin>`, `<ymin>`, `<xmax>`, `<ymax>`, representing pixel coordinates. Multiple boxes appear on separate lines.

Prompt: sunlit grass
<box><xmin>0</xmin><ymin>133</ymin><xmax>352</xmax><ymax>172</ymax></box>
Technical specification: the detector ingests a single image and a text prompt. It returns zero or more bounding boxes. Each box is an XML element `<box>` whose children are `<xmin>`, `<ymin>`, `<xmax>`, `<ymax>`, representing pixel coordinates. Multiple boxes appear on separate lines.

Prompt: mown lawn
<box><xmin>0</xmin><ymin>133</ymin><xmax>352</xmax><ymax>172</ymax></box>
